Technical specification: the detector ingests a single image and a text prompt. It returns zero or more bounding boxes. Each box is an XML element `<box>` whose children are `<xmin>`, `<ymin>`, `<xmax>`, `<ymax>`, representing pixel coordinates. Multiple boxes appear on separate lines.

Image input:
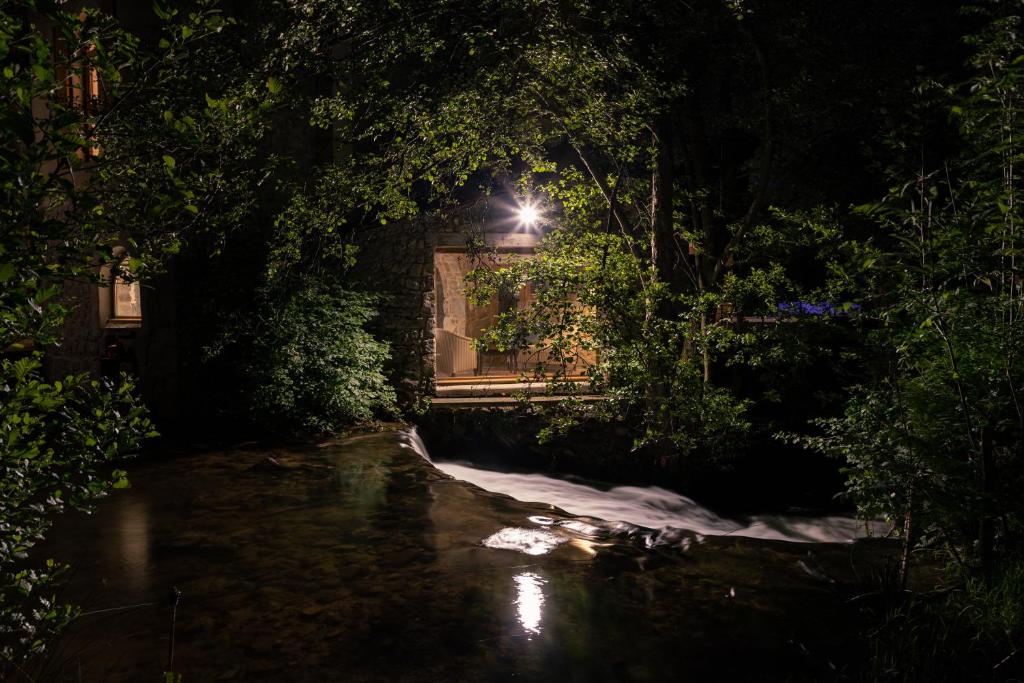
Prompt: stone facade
<box><xmin>350</xmin><ymin>217</ymin><xmax>442</xmax><ymax>407</ymax></box>
<box><xmin>44</xmin><ymin>266</ymin><xmax>182</xmax><ymax>429</ymax></box>
<box><xmin>44</xmin><ymin>279</ymin><xmax>104</xmax><ymax>380</ymax></box>
<box><xmin>351</xmin><ymin>211</ymin><xmax>547</xmax><ymax>408</ymax></box>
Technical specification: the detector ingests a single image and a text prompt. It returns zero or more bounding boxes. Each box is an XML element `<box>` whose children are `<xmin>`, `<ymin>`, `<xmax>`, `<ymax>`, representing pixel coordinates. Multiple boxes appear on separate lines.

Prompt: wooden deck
<box><xmin>431</xmin><ymin>394</ymin><xmax>605</xmax><ymax>408</ymax></box>
<box><xmin>433</xmin><ymin>374</ymin><xmax>601</xmax><ymax>406</ymax></box>
<box><xmin>436</xmin><ymin>373</ymin><xmax>588</xmax><ymax>385</ymax></box>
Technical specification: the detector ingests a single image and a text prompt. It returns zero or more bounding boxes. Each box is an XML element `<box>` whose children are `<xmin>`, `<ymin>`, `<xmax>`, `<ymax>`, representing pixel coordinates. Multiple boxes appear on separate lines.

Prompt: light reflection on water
<box><xmin>482</xmin><ymin>527</ymin><xmax>568</xmax><ymax>555</ymax></box>
<box><xmin>115</xmin><ymin>499</ymin><xmax>150</xmax><ymax>595</ymax></box>
<box><xmin>513</xmin><ymin>572</ymin><xmax>546</xmax><ymax>636</ymax></box>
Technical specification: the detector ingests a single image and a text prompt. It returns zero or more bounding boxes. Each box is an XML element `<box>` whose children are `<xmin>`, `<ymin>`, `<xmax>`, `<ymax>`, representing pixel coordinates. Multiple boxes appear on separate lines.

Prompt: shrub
<box><xmin>0</xmin><ymin>359</ymin><xmax>154</xmax><ymax>675</ymax></box>
<box><xmin>212</xmin><ymin>279</ymin><xmax>396</xmax><ymax>435</ymax></box>
<box><xmin>859</xmin><ymin>562</ymin><xmax>1024</xmax><ymax>681</ymax></box>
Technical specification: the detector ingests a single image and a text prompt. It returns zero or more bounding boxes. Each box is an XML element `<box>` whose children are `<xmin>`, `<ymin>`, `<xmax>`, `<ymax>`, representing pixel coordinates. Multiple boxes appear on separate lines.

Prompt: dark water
<box><xmin>36</xmin><ymin>429</ymin><xmax>891</xmax><ymax>682</ymax></box>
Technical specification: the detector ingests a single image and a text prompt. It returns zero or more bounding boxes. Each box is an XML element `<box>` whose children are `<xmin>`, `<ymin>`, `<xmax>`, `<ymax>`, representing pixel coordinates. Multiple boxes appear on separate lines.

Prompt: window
<box><xmin>112</xmin><ymin>267</ymin><xmax>141</xmax><ymax>319</ymax></box>
<box><xmin>53</xmin><ymin>24</ymin><xmax>105</xmax><ymax>157</ymax></box>
<box><xmin>99</xmin><ymin>248</ymin><xmax>142</xmax><ymax>329</ymax></box>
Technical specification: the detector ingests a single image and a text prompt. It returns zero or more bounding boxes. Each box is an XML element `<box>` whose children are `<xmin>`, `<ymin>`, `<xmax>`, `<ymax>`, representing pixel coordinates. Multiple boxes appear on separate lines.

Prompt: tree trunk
<box><xmin>899</xmin><ymin>482</ymin><xmax>915</xmax><ymax>590</ymax></box>
<box><xmin>646</xmin><ymin>113</ymin><xmax>676</xmax><ymax>439</ymax></box>
<box><xmin>979</xmin><ymin>426</ymin><xmax>995</xmax><ymax>578</ymax></box>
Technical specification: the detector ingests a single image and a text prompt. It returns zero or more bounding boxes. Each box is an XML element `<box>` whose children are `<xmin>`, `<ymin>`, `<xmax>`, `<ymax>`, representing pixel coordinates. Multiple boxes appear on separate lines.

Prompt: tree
<box><xmin>265</xmin><ymin>0</ymin><xmax>955</xmax><ymax>456</ymax></box>
<box><xmin>800</xmin><ymin>3</ymin><xmax>1024</xmax><ymax>581</ymax></box>
<box><xmin>0</xmin><ymin>1</ymin><xmax>232</xmax><ymax>674</ymax></box>
<box><xmin>1</xmin><ymin>2</ymin><xmax>148</xmax><ymax>673</ymax></box>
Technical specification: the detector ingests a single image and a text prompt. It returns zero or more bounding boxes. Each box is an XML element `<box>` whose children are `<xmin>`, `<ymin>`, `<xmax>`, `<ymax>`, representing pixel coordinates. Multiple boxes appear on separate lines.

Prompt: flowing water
<box><xmin>32</xmin><ymin>428</ymin><xmax>893</xmax><ymax>682</ymax></box>
<box><xmin>407</xmin><ymin>429</ymin><xmax>880</xmax><ymax>545</ymax></box>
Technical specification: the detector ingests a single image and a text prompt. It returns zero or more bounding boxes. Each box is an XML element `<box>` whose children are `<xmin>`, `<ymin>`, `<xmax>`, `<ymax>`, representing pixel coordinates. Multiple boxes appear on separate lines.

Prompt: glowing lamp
<box><xmin>516</xmin><ymin>202</ymin><xmax>541</xmax><ymax>229</ymax></box>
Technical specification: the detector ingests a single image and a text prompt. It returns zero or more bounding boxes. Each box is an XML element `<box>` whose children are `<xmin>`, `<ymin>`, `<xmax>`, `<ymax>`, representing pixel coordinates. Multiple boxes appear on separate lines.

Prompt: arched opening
<box><xmin>98</xmin><ymin>246</ymin><xmax>142</xmax><ymax>329</ymax></box>
<box><xmin>111</xmin><ymin>254</ymin><xmax>141</xmax><ymax>320</ymax></box>
<box><xmin>96</xmin><ymin>248</ymin><xmax>142</xmax><ymax>380</ymax></box>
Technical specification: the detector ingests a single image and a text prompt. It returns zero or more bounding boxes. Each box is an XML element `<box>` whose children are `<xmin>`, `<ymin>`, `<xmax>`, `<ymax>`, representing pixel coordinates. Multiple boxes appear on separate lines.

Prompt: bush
<box><xmin>0</xmin><ymin>359</ymin><xmax>154</xmax><ymax>675</ymax></box>
<box><xmin>212</xmin><ymin>279</ymin><xmax>396</xmax><ymax>435</ymax></box>
<box><xmin>859</xmin><ymin>562</ymin><xmax>1024</xmax><ymax>681</ymax></box>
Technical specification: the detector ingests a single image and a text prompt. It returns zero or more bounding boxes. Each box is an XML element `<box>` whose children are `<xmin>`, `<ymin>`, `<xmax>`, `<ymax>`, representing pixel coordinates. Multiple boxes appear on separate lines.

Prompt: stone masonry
<box><xmin>351</xmin><ymin>208</ymin><xmax>545</xmax><ymax>409</ymax></box>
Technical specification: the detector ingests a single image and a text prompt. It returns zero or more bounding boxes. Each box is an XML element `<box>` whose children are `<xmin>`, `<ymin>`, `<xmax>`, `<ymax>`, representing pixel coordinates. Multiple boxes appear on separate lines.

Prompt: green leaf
<box><xmin>267</xmin><ymin>76</ymin><xmax>282</xmax><ymax>94</ymax></box>
<box><xmin>152</xmin><ymin>1</ymin><xmax>175</xmax><ymax>20</ymax></box>
<box><xmin>162</xmin><ymin>155</ymin><xmax>176</xmax><ymax>170</ymax></box>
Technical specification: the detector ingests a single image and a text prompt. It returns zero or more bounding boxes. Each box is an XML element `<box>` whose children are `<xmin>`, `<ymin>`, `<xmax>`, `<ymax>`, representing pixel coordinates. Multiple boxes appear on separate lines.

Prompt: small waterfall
<box><xmin>401</xmin><ymin>427</ymin><xmax>879</xmax><ymax>544</ymax></box>
<box><xmin>398</xmin><ymin>427</ymin><xmax>433</xmax><ymax>463</ymax></box>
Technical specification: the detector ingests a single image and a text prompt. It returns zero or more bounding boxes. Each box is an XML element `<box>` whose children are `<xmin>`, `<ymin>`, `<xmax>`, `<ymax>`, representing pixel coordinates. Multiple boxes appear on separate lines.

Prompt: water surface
<box><xmin>36</xmin><ymin>429</ymin><xmax>890</xmax><ymax>681</ymax></box>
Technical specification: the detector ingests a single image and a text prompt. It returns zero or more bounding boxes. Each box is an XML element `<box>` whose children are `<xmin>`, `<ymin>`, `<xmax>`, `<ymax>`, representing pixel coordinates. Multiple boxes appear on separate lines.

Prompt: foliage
<box><xmin>260</xmin><ymin>0</ymin><xmax>948</xmax><ymax>458</ymax></box>
<box><xmin>0</xmin><ymin>0</ymin><xmax>239</xmax><ymax>315</ymax></box>
<box><xmin>460</xmin><ymin>181</ymin><xmax>863</xmax><ymax>463</ymax></box>
<box><xmin>208</xmin><ymin>279</ymin><xmax>396</xmax><ymax>435</ymax></box>
<box><xmin>0</xmin><ymin>359</ymin><xmax>153</xmax><ymax>673</ymax></box>
<box><xmin>266</xmin><ymin>169</ymin><xmax>361</xmax><ymax>281</ymax></box>
<box><xmin>0</xmin><ymin>0</ymin><xmax>215</xmax><ymax>672</ymax></box>
<box><xmin>856</xmin><ymin>561</ymin><xmax>1024</xmax><ymax>681</ymax></box>
<box><xmin>462</xmin><ymin>190</ymin><xmax>754</xmax><ymax>461</ymax></box>
<box><xmin>2</xmin><ymin>0</ymin><xmax>395</xmax><ymax>669</ymax></box>
<box><xmin>0</xmin><ymin>2</ymin><xmax>131</xmax><ymax>352</ymax></box>
<box><xmin>194</xmin><ymin>160</ymin><xmax>397</xmax><ymax>435</ymax></box>
<box><xmin>93</xmin><ymin>0</ymin><xmax>278</xmax><ymax>268</ymax></box>
<box><xmin>796</xmin><ymin>4</ymin><xmax>1024</xmax><ymax>578</ymax></box>
<box><xmin>93</xmin><ymin>2</ymin><xmax>399</xmax><ymax>435</ymax></box>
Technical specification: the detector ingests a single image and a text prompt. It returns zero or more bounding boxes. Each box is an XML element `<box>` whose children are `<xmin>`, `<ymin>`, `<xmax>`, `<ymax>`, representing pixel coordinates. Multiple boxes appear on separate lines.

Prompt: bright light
<box><xmin>513</xmin><ymin>572</ymin><xmax>546</xmax><ymax>636</ymax></box>
<box><xmin>516</xmin><ymin>202</ymin><xmax>541</xmax><ymax>229</ymax></box>
<box><xmin>482</xmin><ymin>527</ymin><xmax>567</xmax><ymax>555</ymax></box>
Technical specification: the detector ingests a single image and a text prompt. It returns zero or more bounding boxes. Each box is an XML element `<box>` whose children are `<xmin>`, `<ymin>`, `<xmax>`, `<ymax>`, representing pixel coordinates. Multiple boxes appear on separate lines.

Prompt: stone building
<box><xmin>33</xmin><ymin>1</ymin><xmax>182</xmax><ymax>424</ymax></box>
<box><xmin>351</xmin><ymin>202</ymin><xmax>593</xmax><ymax>406</ymax></box>
<box><xmin>37</xmin><ymin>4</ymin><xmax>587</xmax><ymax>426</ymax></box>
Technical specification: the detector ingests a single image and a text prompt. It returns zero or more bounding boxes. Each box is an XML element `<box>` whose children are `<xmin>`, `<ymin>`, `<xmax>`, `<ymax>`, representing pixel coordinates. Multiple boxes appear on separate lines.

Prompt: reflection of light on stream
<box><xmin>513</xmin><ymin>572</ymin><xmax>546</xmax><ymax>636</ymax></box>
<box><xmin>483</xmin><ymin>527</ymin><xmax>567</xmax><ymax>555</ymax></box>
<box><xmin>116</xmin><ymin>500</ymin><xmax>151</xmax><ymax>594</ymax></box>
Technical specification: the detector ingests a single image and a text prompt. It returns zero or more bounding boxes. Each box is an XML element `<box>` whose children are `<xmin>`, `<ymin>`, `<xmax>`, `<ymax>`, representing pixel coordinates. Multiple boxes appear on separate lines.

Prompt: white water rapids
<box><xmin>401</xmin><ymin>429</ymin><xmax>883</xmax><ymax>544</ymax></box>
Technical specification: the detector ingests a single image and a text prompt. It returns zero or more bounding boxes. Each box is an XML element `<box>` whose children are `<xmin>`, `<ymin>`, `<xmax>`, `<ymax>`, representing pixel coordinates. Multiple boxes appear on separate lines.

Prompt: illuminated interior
<box><xmin>433</xmin><ymin>249</ymin><xmax>593</xmax><ymax>380</ymax></box>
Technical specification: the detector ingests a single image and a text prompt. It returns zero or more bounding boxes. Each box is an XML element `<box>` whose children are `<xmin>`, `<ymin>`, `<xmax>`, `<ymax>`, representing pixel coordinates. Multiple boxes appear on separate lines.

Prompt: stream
<box><xmin>409</xmin><ymin>429</ymin><xmax>879</xmax><ymax>545</ymax></box>
<box><xmin>36</xmin><ymin>428</ymin><xmax>891</xmax><ymax>682</ymax></box>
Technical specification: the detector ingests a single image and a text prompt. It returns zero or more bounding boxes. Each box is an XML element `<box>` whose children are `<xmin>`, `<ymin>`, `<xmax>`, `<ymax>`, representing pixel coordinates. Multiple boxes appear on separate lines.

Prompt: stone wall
<box><xmin>43</xmin><ymin>266</ymin><xmax>182</xmax><ymax>431</ymax></box>
<box><xmin>351</xmin><ymin>210</ymin><xmax>548</xmax><ymax>408</ymax></box>
<box><xmin>45</xmin><ymin>279</ymin><xmax>103</xmax><ymax>380</ymax></box>
<box><xmin>350</xmin><ymin>217</ymin><xmax>443</xmax><ymax>408</ymax></box>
